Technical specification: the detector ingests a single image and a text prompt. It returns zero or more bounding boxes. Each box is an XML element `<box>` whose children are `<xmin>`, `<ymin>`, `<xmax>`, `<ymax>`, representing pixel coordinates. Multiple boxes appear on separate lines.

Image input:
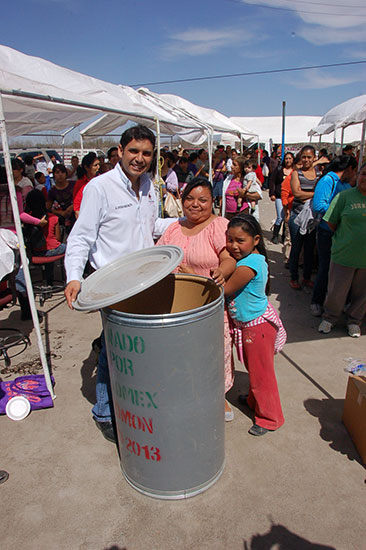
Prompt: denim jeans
<box><xmin>274</xmin><ymin>198</ymin><xmax>284</xmax><ymax>226</ymax></box>
<box><xmin>288</xmin><ymin>212</ymin><xmax>316</xmax><ymax>281</ymax></box>
<box><xmin>312</xmin><ymin>227</ymin><xmax>332</xmax><ymax>306</ymax></box>
<box><xmin>91</xmin><ymin>330</ymin><xmax>114</xmax><ymax>423</ymax></box>
<box><xmin>38</xmin><ymin>244</ymin><xmax>66</xmax><ymax>285</ymax></box>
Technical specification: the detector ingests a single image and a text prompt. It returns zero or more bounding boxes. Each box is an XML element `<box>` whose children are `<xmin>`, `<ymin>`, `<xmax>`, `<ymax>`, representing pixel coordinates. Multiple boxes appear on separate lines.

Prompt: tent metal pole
<box><xmin>0</xmin><ymin>93</ymin><xmax>55</xmax><ymax>399</ymax></box>
<box><xmin>358</xmin><ymin>121</ymin><xmax>366</xmax><ymax>171</ymax></box>
<box><xmin>281</xmin><ymin>101</ymin><xmax>286</xmax><ymax>162</ymax></box>
<box><xmin>156</xmin><ymin>119</ymin><xmax>161</xmax><ymax>182</ymax></box>
<box><xmin>208</xmin><ymin>130</ymin><xmax>213</xmax><ymax>185</ymax></box>
<box><xmin>333</xmin><ymin>130</ymin><xmax>337</xmax><ymax>156</ymax></box>
<box><xmin>257</xmin><ymin>135</ymin><xmax>260</xmax><ymax>165</ymax></box>
<box><xmin>340</xmin><ymin>127</ymin><xmax>345</xmax><ymax>154</ymax></box>
<box><xmin>240</xmin><ymin>135</ymin><xmax>243</xmax><ymax>154</ymax></box>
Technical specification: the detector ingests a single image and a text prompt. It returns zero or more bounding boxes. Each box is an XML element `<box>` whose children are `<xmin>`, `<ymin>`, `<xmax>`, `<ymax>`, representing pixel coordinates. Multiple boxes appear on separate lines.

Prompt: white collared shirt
<box><xmin>65</xmin><ymin>163</ymin><xmax>175</xmax><ymax>282</ymax></box>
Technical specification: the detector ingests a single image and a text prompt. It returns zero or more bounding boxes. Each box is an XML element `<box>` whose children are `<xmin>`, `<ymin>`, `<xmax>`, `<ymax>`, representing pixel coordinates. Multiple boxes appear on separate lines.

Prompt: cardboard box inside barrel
<box><xmin>342</xmin><ymin>375</ymin><xmax>366</xmax><ymax>464</ymax></box>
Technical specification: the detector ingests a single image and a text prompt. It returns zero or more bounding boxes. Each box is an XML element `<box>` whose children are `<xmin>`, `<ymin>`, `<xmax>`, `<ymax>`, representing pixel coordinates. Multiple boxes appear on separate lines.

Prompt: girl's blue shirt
<box><xmin>226</xmin><ymin>253</ymin><xmax>268</xmax><ymax>323</ymax></box>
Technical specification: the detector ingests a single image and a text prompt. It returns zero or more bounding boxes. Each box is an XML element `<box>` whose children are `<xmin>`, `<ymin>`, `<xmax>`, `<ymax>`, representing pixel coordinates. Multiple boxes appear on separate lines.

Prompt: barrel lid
<box><xmin>73</xmin><ymin>245</ymin><xmax>183</xmax><ymax>311</ymax></box>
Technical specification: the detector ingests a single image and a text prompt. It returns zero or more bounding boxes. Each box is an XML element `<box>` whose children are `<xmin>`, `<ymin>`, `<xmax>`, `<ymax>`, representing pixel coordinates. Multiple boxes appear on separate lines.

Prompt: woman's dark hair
<box><xmin>25</xmin><ymin>189</ymin><xmax>47</xmax><ymax>219</ymax></box>
<box><xmin>281</xmin><ymin>151</ymin><xmax>294</xmax><ymax>168</ymax></box>
<box><xmin>300</xmin><ymin>145</ymin><xmax>316</xmax><ymax>156</ymax></box>
<box><xmin>165</xmin><ymin>152</ymin><xmax>176</xmax><ymax>167</ymax></box>
<box><xmin>82</xmin><ymin>152</ymin><xmax>97</xmax><ymax>169</ymax></box>
<box><xmin>232</xmin><ymin>156</ymin><xmax>246</xmax><ymax>180</ymax></box>
<box><xmin>120</xmin><ymin>124</ymin><xmax>155</xmax><ymax>149</ymax></box>
<box><xmin>181</xmin><ymin>177</ymin><xmax>213</xmax><ymax>203</ymax></box>
<box><xmin>227</xmin><ymin>214</ymin><xmax>270</xmax><ymax>295</ymax></box>
<box><xmin>324</xmin><ymin>154</ymin><xmax>357</xmax><ymax>175</ymax></box>
<box><xmin>77</xmin><ymin>152</ymin><xmax>97</xmax><ymax>178</ymax></box>
<box><xmin>11</xmin><ymin>158</ymin><xmax>25</xmax><ymax>173</ymax></box>
<box><xmin>52</xmin><ymin>163</ymin><xmax>68</xmax><ymax>176</ymax></box>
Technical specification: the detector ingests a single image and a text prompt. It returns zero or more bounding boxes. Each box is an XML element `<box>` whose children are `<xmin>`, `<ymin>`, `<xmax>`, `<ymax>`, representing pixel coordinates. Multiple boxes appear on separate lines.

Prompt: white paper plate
<box><xmin>6</xmin><ymin>395</ymin><xmax>31</xmax><ymax>421</ymax></box>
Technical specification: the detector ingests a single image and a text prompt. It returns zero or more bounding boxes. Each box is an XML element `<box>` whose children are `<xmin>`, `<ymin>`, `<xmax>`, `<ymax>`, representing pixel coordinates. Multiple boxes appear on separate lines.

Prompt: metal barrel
<box><xmin>103</xmin><ymin>273</ymin><xmax>225</xmax><ymax>500</ymax></box>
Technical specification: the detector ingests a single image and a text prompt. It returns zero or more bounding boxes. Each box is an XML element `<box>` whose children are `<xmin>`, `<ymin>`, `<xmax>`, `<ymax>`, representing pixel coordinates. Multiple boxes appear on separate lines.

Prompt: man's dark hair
<box><xmin>120</xmin><ymin>125</ymin><xmax>155</xmax><ymax>149</ymax></box>
<box><xmin>189</xmin><ymin>152</ymin><xmax>199</xmax><ymax>162</ymax></box>
<box><xmin>107</xmin><ymin>146</ymin><xmax>118</xmax><ymax>160</ymax></box>
<box><xmin>198</xmin><ymin>149</ymin><xmax>205</xmax><ymax>157</ymax></box>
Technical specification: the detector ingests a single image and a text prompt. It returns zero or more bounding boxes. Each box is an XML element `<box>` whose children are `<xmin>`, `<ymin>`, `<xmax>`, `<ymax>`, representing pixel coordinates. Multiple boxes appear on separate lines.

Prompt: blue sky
<box><xmin>2</xmin><ymin>0</ymin><xmax>366</xmax><ymax>119</ymax></box>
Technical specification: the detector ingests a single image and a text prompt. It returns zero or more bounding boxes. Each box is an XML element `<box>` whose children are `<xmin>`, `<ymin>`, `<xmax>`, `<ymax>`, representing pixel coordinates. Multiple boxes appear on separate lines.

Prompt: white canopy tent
<box><xmin>0</xmin><ymin>45</ymin><xmax>210</xmax><ymax>397</ymax></box>
<box><xmin>308</xmin><ymin>95</ymin><xmax>366</xmax><ymax>167</ymax></box>
<box><xmin>231</xmin><ymin>116</ymin><xmax>326</xmax><ymax>147</ymax></box>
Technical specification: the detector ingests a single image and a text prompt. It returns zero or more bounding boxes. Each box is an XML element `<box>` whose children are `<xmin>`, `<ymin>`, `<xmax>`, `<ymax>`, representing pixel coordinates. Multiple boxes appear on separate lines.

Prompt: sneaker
<box><xmin>310</xmin><ymin>303</ymin><xmax>322</xmax><ymax>317</ymax></box>
<box><xmin>290</xmin><ymin>280</ymin><xmax>302</xmax><ymax>290</ymax></box>
<box><xmin>318</xmin><ymin>320</ymin><xmax>333</xmax><ymax>334</ymax></box>
<box><xmin>347</xmin><ymin>324</ymin><xmax>361</xmax><ymax>338</ymax></box>
<box><xmin>248</xmin><ymin>424</ymin><xmax>269</xmax><ymax>436</ymax></box>
<box><xmin>225</xmin><ymin>400</ymin><xmax>234</xmax><ymax>422</ymax></box>
<box><xmin>302</xmin><ymin>279</ymin><xmax>314</xmax><ymax>288</ymax></box>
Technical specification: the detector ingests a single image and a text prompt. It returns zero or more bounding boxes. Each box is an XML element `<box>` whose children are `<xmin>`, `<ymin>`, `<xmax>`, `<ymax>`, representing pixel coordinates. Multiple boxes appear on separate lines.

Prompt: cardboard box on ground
<box><xmin>342</xmin><ymin>375</ymin><xmax>366</xmax><ymax>464</ymax></box>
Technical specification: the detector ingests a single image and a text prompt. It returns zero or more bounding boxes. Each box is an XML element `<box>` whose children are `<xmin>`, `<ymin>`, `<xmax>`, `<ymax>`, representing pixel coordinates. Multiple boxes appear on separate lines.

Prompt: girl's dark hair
<box><xmin>181</xmin><ymin>177</ymin><xmax>213</xmax><ymax>203</ymax></box>
<box><xmin>227</xmin><ymin>214</ymin><xmax>270</xmax><ymax>295</ymax></box>
<box><xmin>52</xmin><ymin>163</ymin><xmax>68</xmax><ymax>176</ymax></box>
<box><xmin>25</xmin><ymin>189</ymin><xmax>47</xmax><ymax>219</ymax></box>
<box><xmin>11</xmin><ymin>158</ymin><xmax>25</xmax><ymax>173</ymax></box>
<box><xmin>324</xmin><ymin>154</ymin><xmax>357</xmax><ymax>175</ymax></box>
<box><xmin>24</xmin><ymin>155</ymin><xmax>34</xmax><ymax>166</ymax></box>
<box><xmin>300</xmin><ymin>145</ymin><xmax>316</xmax><ymax>156</ymax></box>
<box><xmin>281</xmin><ymin>151</ymin><xmax>294</xmax><ymax>168</ymax></box>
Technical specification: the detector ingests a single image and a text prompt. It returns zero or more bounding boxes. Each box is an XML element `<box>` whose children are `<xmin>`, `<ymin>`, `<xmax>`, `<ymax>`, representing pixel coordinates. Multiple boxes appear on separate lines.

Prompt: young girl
<box><xmin>25</xmin><ymin>189</ymin><xmax>66</xmax><ymax>286</ymax></box>
<box><xmin>224</xmin><ymin>215</ymin><xmax>286</xmax><ymax>436</ymax></box>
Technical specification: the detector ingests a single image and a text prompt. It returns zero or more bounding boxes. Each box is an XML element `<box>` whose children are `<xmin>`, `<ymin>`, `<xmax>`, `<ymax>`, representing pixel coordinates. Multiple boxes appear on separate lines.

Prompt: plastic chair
<box><xmin>31</xmin><ymin>254</ymin><xmax>65</xmax><ymax>306</ymax></box>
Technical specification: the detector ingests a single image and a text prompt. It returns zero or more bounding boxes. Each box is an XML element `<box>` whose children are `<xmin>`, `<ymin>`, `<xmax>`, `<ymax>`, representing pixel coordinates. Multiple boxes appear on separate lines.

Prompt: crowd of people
<box><xmin>1</xmin><ymin>125</ymin><xmax>365</xmax><ymax>444</ymax></box>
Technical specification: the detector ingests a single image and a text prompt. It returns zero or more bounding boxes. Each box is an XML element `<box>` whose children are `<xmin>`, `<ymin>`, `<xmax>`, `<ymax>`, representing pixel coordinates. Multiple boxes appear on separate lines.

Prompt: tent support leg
<box><xmin>0</xmin><ymin>93</ymin><xmax>55</xmax><ymax>399</ymax></box>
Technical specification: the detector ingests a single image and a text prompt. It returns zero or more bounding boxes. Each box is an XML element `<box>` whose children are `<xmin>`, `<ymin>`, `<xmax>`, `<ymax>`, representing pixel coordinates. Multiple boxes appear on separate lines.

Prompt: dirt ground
<box><xmin>1</xmin><ymin>194</ymin><xmax>365</xmax><ymax>550</ymax></box>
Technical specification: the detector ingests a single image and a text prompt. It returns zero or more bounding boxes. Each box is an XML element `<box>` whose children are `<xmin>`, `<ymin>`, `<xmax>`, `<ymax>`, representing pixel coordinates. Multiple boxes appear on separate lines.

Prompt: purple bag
<box><xmin>0</xmin><ymin>374</ymin><xmax>55</xmax><ymax>414</ymax></box>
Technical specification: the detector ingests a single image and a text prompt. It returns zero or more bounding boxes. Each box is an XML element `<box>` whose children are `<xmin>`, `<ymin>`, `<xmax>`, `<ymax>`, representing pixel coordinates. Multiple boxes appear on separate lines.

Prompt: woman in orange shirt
<box><xmin>281</xmin><ymin>154</ymin><xmax>302</xmax><ymax>266</ymax></box>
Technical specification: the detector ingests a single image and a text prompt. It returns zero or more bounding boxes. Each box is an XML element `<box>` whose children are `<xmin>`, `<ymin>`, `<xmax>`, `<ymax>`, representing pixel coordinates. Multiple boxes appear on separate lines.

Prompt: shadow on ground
<box><xmin>304</xmin><ymin>397</ymin><xmax>364</xmax><ymax>467</ymax></box>
<box><xmin>243</xmin><ymin>522</ymin><xmax>336</xmax><ymax>549</ymax></box>
<box><xmin>80</xmin><ymin>349</ymin><xmax>97</xmax><ymax>405</ymax></box>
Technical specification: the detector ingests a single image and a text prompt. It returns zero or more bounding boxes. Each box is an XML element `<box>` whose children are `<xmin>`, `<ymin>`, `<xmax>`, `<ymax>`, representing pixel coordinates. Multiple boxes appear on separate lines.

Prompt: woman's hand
<box><xmin>38</xmin><ymin>215</ymin><xmax>48</xmax><ymax>227</ymax></box>
<box><xmin>210</xmin><ymin>267</ymin><xmax>225</xmax><ymax>286</ymax></box>
<box><xmin>177</xmin><ymin>263</ymin><xmax>196</xmax><ymax>274</ymax></box>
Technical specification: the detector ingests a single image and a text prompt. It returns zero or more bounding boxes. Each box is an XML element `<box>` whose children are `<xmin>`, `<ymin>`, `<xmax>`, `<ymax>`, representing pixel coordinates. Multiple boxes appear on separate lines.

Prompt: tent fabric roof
<box><xmin>231</xmin><ymin>115</ymin><xmax>362</xmax><ymax>144</ymax></box>
<box><xmin>231</xmin><ymin>116</ymin><xmax>322</xmax><ymax>144</ymax></box>
<box><xmin>139</xmin><ymin>89</ymin><xmax>252</xmax><ymax>136</ymax></box>
<box><xmin>0</xmin><ymin>45</ymin><xmax>199</xmax><ymax>137</ymax></box>
<box><xmin>309</xmin><ymin>95</ymin><xmax>366</xmax><ymax>136</ymax></box>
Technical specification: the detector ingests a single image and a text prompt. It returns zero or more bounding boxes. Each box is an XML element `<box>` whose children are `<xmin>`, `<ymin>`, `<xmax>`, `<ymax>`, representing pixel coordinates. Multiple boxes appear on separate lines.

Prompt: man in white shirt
<box><xmin>65</xmin><ymin>125</ymin><xmax>174</xmax><ymax>443</ymax></box>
